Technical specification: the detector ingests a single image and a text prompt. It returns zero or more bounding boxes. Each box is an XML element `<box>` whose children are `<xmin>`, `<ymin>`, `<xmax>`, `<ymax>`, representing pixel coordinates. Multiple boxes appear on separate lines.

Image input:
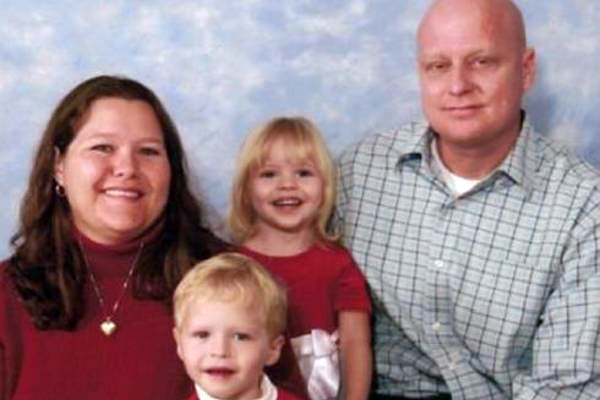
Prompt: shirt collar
<box><xmin>396</xmin><ymin>114</ymin><xmax>538</xmax><ymax>199</ymax></box>
<box><xmin>495</xmin><ymin>116</ymin><xmax>537</xmax><ymax>198</ymax></box>
<box><xmin>194</xmin><ymin>374</ymin><xmax>277</xmax><ymax>400</ymax></box>
<box><xmin>396</xmin><ymin>120</ymin><xmax>431</xmax><ymax>163</ymax></box>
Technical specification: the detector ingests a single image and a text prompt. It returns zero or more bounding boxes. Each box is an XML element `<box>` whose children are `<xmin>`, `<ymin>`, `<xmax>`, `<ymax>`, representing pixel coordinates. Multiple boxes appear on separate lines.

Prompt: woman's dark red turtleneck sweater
<box><xmin>0</xmin><ymin>230</ymin><xmax>193</xmax><ymax>399</ymax></box>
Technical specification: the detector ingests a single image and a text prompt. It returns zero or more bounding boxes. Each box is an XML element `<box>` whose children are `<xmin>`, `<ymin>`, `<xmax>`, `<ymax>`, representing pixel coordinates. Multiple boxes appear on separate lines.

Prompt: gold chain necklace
<box><xmin>78</xmin><ymin>239</ymin><xmax>144</xmax><ymax>336</ymax></box>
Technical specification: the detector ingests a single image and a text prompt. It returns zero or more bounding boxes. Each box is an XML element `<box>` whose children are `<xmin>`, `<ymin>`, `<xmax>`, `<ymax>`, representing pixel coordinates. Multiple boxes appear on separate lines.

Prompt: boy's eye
<box><xmin>233</xmin><ymin>332</ymin><xmax>251</xmax><ymax>341</ymax></box>
<box><xmin>192</xmin><ymin>330</ymin><xmax>209</xmax><ymax>339</ymax></box>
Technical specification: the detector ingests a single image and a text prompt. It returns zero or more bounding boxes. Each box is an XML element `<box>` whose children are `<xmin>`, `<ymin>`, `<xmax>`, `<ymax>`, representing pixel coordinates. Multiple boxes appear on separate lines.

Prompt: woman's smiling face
<box><xmin>54</xmin><ymin>97</ymin><xmax>171</xmax><ymax>244</ymax></box>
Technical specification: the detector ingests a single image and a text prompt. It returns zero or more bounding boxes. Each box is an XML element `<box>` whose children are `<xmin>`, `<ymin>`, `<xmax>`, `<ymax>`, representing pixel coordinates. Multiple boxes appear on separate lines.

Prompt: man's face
<box><xmin>417</xmin><ymin>2</ymin><xmax>535</xmax><ymax>154</ymax></box>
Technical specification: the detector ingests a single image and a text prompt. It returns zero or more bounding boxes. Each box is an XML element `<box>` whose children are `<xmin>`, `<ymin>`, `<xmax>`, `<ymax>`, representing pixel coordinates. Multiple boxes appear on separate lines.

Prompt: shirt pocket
<box><xmin>449</xmin><ymin>258</ymin><xmax>554</xmax><ymax>359</ymax></box>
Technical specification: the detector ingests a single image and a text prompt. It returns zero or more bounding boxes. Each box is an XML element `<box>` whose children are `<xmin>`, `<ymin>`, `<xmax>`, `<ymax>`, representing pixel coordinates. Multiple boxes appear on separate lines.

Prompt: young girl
<box><xmin>228</xmin><ymin>117</ymin><xmax>372</xmax><ymax>400</ymax></box>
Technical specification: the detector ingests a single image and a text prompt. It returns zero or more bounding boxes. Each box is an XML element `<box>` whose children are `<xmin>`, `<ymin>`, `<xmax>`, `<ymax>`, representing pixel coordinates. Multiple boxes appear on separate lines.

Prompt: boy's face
<box><xmin>173</xmin><ymin>297</ymin><xmax>284</xmax><ymax>400</ymax></box>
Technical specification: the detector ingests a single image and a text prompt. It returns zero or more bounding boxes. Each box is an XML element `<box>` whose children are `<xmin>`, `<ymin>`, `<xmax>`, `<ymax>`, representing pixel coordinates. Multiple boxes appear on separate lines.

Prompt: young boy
<box><xmin>173</xmin><ymin>252</ymin><xmax>304</xmax><ymax>400</ymax></box>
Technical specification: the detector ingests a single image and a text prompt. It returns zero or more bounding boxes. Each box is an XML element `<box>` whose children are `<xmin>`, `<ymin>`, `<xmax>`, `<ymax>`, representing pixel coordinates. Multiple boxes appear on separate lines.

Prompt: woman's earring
<box><xmin>55</xmin><ymin>183</ymin><xmax>66</xmax><ymax>197</ymax></box>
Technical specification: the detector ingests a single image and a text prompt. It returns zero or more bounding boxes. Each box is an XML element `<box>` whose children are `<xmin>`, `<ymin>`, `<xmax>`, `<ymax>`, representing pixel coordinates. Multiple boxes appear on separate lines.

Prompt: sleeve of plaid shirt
<box><xmin>512</xmin><ymin>187</ymin><xmax>600</xmax><ymax>399</ymax></box>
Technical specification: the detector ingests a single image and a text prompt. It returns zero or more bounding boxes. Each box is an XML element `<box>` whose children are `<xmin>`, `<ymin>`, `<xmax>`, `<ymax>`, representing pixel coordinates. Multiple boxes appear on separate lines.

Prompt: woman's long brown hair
<box><xmin>8</xmin><ymin>75</ymin><xmax>226</xmax><ymax>330</ymax></box>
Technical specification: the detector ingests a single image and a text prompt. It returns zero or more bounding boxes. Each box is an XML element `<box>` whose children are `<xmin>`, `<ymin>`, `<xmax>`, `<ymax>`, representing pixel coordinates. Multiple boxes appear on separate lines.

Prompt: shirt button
<box><xmin>432</xmin><ymin>322</ymin><xmax>442</xmax><ymax>332</ymax></box>
<box><xmin>434</xmin><ymin>260</ymin><xmax>445</xmax><ymax>269</ymax></box>
<box><xmin>448</xmin><ymin>352</ymin><xmax>460</xmax><ymax>370</ymax></box>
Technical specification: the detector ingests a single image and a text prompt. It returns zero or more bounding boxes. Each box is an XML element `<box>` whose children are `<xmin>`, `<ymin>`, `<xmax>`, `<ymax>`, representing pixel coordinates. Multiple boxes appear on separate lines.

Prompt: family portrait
<box><xmin>1</xmin><ymin>1</ymin><xmax>600</xmax><ymax>399</ymax></box>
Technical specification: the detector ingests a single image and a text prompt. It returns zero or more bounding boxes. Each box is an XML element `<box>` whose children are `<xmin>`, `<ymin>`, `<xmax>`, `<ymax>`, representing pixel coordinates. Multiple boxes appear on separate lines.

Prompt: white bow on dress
<box><xmin>290</xmin><ymin>329</ymin><xmax>340</xmax><ymax>400</ymax></box>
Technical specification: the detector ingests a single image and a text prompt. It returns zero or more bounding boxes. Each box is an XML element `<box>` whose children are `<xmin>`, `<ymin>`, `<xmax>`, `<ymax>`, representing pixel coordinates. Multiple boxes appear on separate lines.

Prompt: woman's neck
<box><xmin>73</xmin><ymin>217</ymin><xmax>163</xmax><ymax>253</ymax></box>
<box><xmin>243</xmin><ymin>227</ymin><xmax>317</xmax><ymax>257</ymax></box>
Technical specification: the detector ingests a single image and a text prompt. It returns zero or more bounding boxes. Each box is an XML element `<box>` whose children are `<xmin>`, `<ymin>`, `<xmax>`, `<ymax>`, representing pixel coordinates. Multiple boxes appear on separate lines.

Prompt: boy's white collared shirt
<box><xmin>194</xmin><ymin>374</ymin><xmax>278</xmax><ymax>400</ymax></box>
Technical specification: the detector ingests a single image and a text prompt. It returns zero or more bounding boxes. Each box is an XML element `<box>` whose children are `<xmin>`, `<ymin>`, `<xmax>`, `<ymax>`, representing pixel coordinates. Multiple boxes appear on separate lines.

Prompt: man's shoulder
<box><xmin>532</xmin><ymin>132</ymin><xmax>600</xmax><ymax>190</ymax></box>
<box><xmin>339</xmin><ymin>120</ymin><xmax>428</xmax><ymax>164</ymax></box>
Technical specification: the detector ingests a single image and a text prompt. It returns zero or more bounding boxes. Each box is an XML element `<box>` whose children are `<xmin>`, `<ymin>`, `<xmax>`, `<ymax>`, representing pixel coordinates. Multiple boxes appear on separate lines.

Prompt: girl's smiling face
<box><xmin>247</xmin><ymin>138</ymin><xmax>324</xmax><ymax>239</ymax></box>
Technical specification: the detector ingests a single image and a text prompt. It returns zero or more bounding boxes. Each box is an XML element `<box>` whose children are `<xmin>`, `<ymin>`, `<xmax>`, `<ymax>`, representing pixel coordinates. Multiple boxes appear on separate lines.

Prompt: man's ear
<box><xmin>53</xmin><ymin>146</ymin><xmax>65</xmax><ymax>187</ymax></box>
<box><xmin>522</xmin><ymin>47</ymin><xmax>536</xmax><ymax>92</ymax></box>
<box><xmin>265</xmin><ymin>335</ymin><xmax>285</xmax><ymax>366</ymax></box>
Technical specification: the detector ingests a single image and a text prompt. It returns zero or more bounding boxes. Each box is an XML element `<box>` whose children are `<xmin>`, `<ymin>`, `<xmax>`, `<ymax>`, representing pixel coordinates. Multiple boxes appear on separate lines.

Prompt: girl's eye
<box><xmin>258</xmin><ymin>170</ymin><xmax>276</xmax><ymax>178</ymax></box>
<box><xmin>297</xmin><ymin>168</ymin><xmax>315</xmax><ymax>177</ymax></box>
<box><xmin>233</xmin><ymin>332</ymin><xmax>251</xmax><ymax>341</ymax></box>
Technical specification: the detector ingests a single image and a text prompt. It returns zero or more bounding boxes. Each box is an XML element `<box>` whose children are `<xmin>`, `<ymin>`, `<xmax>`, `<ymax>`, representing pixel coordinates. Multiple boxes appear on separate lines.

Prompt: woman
<box><xmin>0</xmin><ymin>75</ymin><xmax>226</xmax><ymax>399</ymax></box>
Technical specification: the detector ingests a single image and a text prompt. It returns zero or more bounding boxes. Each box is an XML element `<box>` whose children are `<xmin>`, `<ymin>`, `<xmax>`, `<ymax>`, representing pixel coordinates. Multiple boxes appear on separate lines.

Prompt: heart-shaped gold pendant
<box><xmin>100</xmin><ymin>319</ymin><xmax>117</xmax><ymax>336</ymax></box>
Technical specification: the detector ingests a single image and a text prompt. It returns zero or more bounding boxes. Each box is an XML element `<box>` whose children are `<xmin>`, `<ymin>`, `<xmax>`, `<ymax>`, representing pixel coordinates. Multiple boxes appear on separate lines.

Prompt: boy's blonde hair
<box><xmin>173</xmin><ymin>252</ymin><xmax>287</xmax><ymax>338</ymax></box>
<box><xmin>228</xmin><ymin>116</ymin><xmax>337</xmax><ymax>243</ymax></box>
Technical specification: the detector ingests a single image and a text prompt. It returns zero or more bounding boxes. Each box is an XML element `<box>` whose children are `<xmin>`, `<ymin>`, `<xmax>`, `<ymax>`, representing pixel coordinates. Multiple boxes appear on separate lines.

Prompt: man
<box><xmin>337</xmin><ymin>0</ymin><xmax>600</xmax><ymax>399</ymax></box>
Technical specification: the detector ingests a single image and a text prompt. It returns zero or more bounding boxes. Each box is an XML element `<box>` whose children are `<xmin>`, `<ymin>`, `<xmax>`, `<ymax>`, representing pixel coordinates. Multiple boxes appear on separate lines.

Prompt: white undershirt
<box><xmin>195</xmin><ymin>374</ymin><xmax>278</xmax><ymax>400</ymax></box>
<box><xmin>431</xmin><ymin>139</ymin><xmax>488</xmax><ymax>197</ymax></box>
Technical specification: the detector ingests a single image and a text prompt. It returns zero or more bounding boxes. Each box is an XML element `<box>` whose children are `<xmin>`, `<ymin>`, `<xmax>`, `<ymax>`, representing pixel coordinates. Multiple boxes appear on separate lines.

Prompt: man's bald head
<box><xmin>417</xmin><ymin>0</ymin><xmax>527</xmax><ymax>54</ymax></box>
<box><xmin>414</xmin><ymin>0</ymin><xmax>536</xmax><ymax>177</ymax></box>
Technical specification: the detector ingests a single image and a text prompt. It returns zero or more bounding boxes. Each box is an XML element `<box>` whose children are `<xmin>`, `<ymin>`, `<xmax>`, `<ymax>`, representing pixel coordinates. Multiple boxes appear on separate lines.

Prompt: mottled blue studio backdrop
<box><xmin>1</xmin><ymin>1</ymin><xmax>599</xmax><ymax>256</ymax></box>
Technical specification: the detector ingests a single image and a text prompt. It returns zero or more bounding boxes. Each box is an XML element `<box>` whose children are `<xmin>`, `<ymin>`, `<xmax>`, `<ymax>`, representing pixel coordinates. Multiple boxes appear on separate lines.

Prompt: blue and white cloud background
<box><xmin>1</xmin><ymin>1</ymin><xmax>599</xmax><ymax>257</ymax></box>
